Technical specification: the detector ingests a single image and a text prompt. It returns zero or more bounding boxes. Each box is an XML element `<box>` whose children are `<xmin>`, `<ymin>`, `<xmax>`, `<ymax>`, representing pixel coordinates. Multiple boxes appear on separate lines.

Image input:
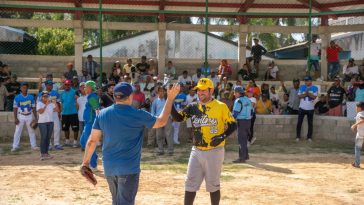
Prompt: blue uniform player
<box><xmin>12</xmin><ymin>82</ymin><xmax>38</xmax><ymax>152</ymax></box>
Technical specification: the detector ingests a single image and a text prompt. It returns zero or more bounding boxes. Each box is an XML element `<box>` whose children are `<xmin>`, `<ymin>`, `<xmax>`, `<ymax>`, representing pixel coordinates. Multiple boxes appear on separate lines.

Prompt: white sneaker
<box><xmin>295</xmin><ymin>138</ymin><xmax>300</xmax><ymax>142</ymax></box>
<box><xmin>250</xmin><ymin>137</ymin><xmax>257</xmax><ymax>145</ymax></box>
<box><xmin>308</xmin><ymin>138</ymin><xmax>312</xmax><ymax>143</ymax></box>
<box><xmin>11</xmin><ymin>147</ymin><xmax>19</xmax><ymax>152</ymax></box>
<box><xmin>72</xmin><ymin>141</ymin><xmax>79</xmax><ymax>148</ymax></box>
<box><xmin>174</xmin><ymin>141</ymin><xmax>180</xmax><ymax>145</ymax></box>
<box><xmin>32</xmin><ymin>146</ymin><xmax>40</xmax><ymax>151</ymax></box>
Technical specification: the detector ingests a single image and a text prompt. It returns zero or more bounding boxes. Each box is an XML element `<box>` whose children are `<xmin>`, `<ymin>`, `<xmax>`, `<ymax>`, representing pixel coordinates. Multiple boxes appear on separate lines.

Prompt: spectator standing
<box><xmin>201</xmin><ymin>62</ymin><xmax>211</xmax><ymax>77</ymax></box>
<box><xmin>238</xmin><ymin>63</ymin><xmax>252</xmax><ymax>81</ymax></box>
<box><xmin>232</xmin><ymin>86</ymin><xmax>252</xmax><ymax>163</ymax></box>
<box><xmin>39</xmin><ymin>73</ymin><xmax>59</xmax><ymax>92</ymax></box>
<box><xmin>281</xmin><ymin>79</ymin><xmax>301</xmax><ymax>114</ymax></box>
<box><xmin>355</xmin><ymin>79</ymin><xmax>364</xmax><ymax>102</ymax></box>
<box><xmin>314</xmin><ymin>94</ymin><xmax>329</xmax><ymax>115</ymax></box>
<box><xmin>112</xmin><ymin>61</ymin><xmax>122</xmax><ymax>76</ymax></box>
<box><xmin>192</xmin><ymin>69</ymin><xmax>203</xmax><ymax>85</ymax></box>
<box><xmin>217</xmin><ymin>59</ymin><xmax>232</xmax><ymax>79</ymax></box>
<box><xmin>80</xmin><ymin>81</ymin><xmax>100</xmax><ymax>169</ymax></box>
<box><xmin>296</xmin><ymin>76</ymin><xmax>318</xmax><ymax>142</ymax></box>
<box><xmin>151</xmin><ymin>87</ymin><xmax>173</xmax><ymax>155</ymax></box>
<box><xmin>0</xmin><ymin>79</ymin><xmax>8</xmax><ymax>111</ymax></box>
<box><xmin>209</xmin><ymin>70</ymin><xmax>220</xmax><ymax>89</ymax></box>
<box><xmin>37</xmin><ymin>91</ymin><xmax>59</xmax><ymax>160</ymax></box>
<box><xmin>77</xmin><ymin>82</ymin><xmax>87</xmax><ymax>141</ymax></box>
<box><xmin>79</xmin><ymin>68</ymin><xmax>92</xmax><ymax>83</ymax></box>
<box><xmin>148</xmin><ymin>59</ymin><xmax>158</xmax><ymax>77</ymax></box>
<box><xmin>250</xmin><ymin>38</ymin><xmax>267</xmax><ymax>77</ymax></box>
<box><xmin>100</xmin><ymin>84</ymin><xmax>115</xmax><ymax>108</ymax></box>
<box><xmin>0</xmin><ymin>64</ymin><xmax>11</xmax><ymax>81</ymax></box>
<box><xmin>343</xmin><ymin>58</ymin><xmax>359</xmax><ymax>82</ymax></box>
<box><xmin>64</xmin><ymin>63</ymin><xmax>78</xmax><ymax>80</ymax></box>
<box><xmin>347</xmin><ymin>76</ymin><xmax>358</xmax><ymax>101</ymax></box>
<box><xmin>11</xmin><ymin>82</ymin><xmax>38</xmax><ymax>152</ymax></box>
<box><xmin>72</xmin><ymin>76</ymin><xmax>79</xmax><ymax>91</ymax></box>
<box><xmin>307</xmin><ymin>35</ymin><xmax>320</xmax><ymax>79</ymax></box>
<box><xmin>39</xmin><ymin>80</ymin><xmax>63</xmax><ymax>150</ymax></box>
<box><xmin>5</xmin><ymin>74</ymin><xmax>20</xmax><ymax>111</ymax></box>
<box><xmin>326</xmin><ymin>41</ymin><xmax>343</xmax><ymax>80</ymax></box>
<box><xmin>84</xmin><ymin>55</ymin><xmax>99</xmax><ymax>80</ymax></box>
<box><xmin>172</xmin><ymin>85</ymin><xmax>187</xmax><ymax>144</ymax></box>
<box><xmin>327</xmin><ymin>77</ymin><xmax>346</xmax><ymax>116</ymax></box>
<box><xmin>60</xmin><ymin>80</ymin><xmax>79</xmax><ymax>147</ymax></box>
<box><xmin>186</xmin><ymin>87</ymin><xmax>199</xmax><ymax>105</ymax></box>
<box><xmin>255</xmin><ymin>93</ymin><xmax>272</xmax><ymax>115</ymax></box>
<box><xmin>280</xmin><ymin>94</ymin><xmax>290</xmax><ymax>115</ymax></box>
<box><xmin>131</xmin><ymin>83</ymin><xmax>145</xmax><ymax>109</ymax></box>
<box><xmin>264</xmin><ymin>61</ymin><xmax>279</xmax><ymax>81</ymax></box>
<box><xmin>351</xmin><ymin>102</ymin><xmax>364</xmax><ymax>168</ymax></box>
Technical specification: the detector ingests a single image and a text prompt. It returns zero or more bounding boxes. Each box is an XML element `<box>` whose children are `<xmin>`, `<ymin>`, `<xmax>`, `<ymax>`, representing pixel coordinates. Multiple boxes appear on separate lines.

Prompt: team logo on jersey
<box><xmin>191</xmin><ymin>114</ymin><xmax>217</xmax><ymax>127</ymax></box>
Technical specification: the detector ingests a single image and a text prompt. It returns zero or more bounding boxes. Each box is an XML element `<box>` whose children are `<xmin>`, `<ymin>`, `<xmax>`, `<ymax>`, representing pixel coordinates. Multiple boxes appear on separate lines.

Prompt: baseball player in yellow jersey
<box><xmin>171</xmin><ymin>78</ymin><xmax>237</xmax><ymax>205</ymax></box>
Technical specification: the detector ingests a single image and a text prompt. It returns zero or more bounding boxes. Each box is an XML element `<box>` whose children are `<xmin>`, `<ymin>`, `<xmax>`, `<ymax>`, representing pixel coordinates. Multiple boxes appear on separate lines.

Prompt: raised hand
<box><xmin>167</xmin><ymin>83</ymin><xmax>180</xmax><ymax>100</ymax></box>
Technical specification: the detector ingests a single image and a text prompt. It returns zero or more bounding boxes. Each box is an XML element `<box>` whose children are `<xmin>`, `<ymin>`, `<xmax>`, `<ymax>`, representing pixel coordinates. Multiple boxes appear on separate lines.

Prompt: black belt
<box><xmin>19</xmin><ymin>113</ymin><xmax>31</xmax><ymax>116</ymax></box>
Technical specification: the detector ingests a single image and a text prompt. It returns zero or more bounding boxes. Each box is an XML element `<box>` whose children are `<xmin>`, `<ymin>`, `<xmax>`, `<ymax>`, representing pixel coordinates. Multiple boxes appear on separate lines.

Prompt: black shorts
<box><xmin>62</xmin><ymin>114</ymin><xmax>79</xmax><ymax>131</ymax></box>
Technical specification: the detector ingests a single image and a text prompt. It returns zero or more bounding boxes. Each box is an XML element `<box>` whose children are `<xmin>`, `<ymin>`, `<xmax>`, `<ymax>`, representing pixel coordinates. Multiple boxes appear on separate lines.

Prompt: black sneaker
<box><xmin>156</xmin><ymin>152</ymin><xmax>164</xmax><ymax>156</ymax></box>
<box><xmin>352</xmin><ymin>163</ymin><xmax>361</xmax><ymax>168</ymax></box>
<box><xmin>232</xmin><ymin>159</ymin><xmax>246</xmax><ymax>163</ymax></box>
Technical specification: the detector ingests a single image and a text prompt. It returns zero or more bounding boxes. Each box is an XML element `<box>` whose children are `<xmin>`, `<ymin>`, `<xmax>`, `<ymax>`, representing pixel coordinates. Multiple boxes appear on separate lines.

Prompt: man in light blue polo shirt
<box><xmin>232</xmin><ymin>86</ymin><xmax>252</xmax><ymax>163</ymax></box>
<box><xmin>81</xmin><ymin>82</ymin><xmax>180</xmax><ymax>205</ymax></box>
<box><xmin>296</xmin><ymin>76</ymin><xmax>318</xmax><ymax>142</ymax></box>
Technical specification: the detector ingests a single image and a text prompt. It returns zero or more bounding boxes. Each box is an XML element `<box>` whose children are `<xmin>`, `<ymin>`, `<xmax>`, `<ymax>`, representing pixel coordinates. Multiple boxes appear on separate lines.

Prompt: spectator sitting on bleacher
<box><xmin>201</xmin><ymin>61</ymin><xmax>211</xmax><ymax>77</ymax></box>
<box><xmin>84</xmin><ymin>55</ymin><xmax>99</xmax><ymax>80</ymax></box>
<box><xmin>256</xmin><ymin>93</ymin><xmax>272</xmax><ymax>114</ymax></box>
<box><xmin>219</xmin><ymin>90</ymin><xmax>233</xmax><ymax>111</ymax></box>
<box><xmin>327</xmin><ymin>77</ymin><xmax>346</xmax><ymax>116</ymax></box>
<box><xmin>186</xmin><ymin>86</ymin><xmax>199</xmax><ymax>105</ymax></box>
<box><xmin>314</xmin><ymin>94</ymin><xmax>329</xmax><ymax>115</ymax></box>
<box><xmin>148</xmin><ymin>59</ymin><xmax>158</xmax><ymax>77</ymax></box>
<box><xmin>264</xmin><ymin>61</ymin><xmax>279</xmax><ymax>81</ymax></box>
<box><xmin>192</xmin><ymin>68</ymin><xmax>203</xmax><ymax>85</ymax></box>
<box><xmin>79</xmin><ymin>68</ymin><xmax>91</xmax><ymax>83</ymax></box>
<box><xmin>270</xmin><ymin>86</ymin><xmax>280</xmax><ymax>115</ymax></box>
<box><xmin>217</xmin><ymin>59</ymin><xmax>232</xmax><ymax>79</ymax></box>
<box><xmin>177</xmin><ymin>70</ymin><xmax>192</xmax><ymax>85</ymax></box>
<box><xmin>237</xmin><ymin>63</ymin><xmax>252</xmax><ymax>81</ymax></box>
<box><xmin>343</xmin><ymin>58</ymin><xmax>359</xmax><ymax>82</ymax></box>
<box><xmin>261</xmin><ymin>83</ymin><xmax>270</xmax><ymax>99</ymax></box>
<box><xmin>5</xmin><ymin>74</ymin><xmax>20</xmax><ymax>111</ymax></box>
<box><xmin>136</xmin><ymin>56</ymin><xmax>150</xmax><ymax>81</ymax></box>
<box><xmin>64</xmin><ymin>62</ymin><xmax>78</xmax><ymax>80</ymax></box>
<box><xmin>209</xmin><ymin>70</ymin><xmax>220</xmax><ymax>88</ymax></box>
<box><xmin>165</xmin><ymin>61</ymin><xmax>176</xmax><ymax>79</ymax></box>
<box><xmin>123</xmin><ymin>58</ymin><xmax>135</xmax><ymax>78</ymax></box>
<box><xmin>72</xmin><ymin>76</ymin><xmax>79</xmax><ymax>91</ymax></box>
<box><xmin>109</xmin><ymin>68</ymin><xmax>120</xmax><ymax>84</ymax></box>
<box><xmin>245</xmin><ymin>79</ymin><xmax>261</xmax><ymax>99</ymax></box>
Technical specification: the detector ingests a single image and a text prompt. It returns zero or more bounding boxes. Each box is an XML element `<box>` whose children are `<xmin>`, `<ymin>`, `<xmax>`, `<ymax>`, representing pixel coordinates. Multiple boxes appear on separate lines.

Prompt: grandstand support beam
<box><xmin>74</xmin><ymin>20</ymin><xmax>84</xmax><ymax>74</ymax></box>
<box><xmin>158</xmin><ymin>22</ymin><xmax>167</xmax><ymax>78</ymax></box>
<box><xmin>320</xmin><ymin>27</ymin><xmax>330</xmax><ymax>81</ymax></box>
<box><xmin>238</xmin><ymin>24</ymin><xmax>248</xmax><ymax>72</ymax></box>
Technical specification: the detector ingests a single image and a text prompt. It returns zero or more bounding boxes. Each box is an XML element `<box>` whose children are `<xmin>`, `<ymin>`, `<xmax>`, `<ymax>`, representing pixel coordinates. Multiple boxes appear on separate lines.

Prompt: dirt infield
<box><xmin>0</xmin><ymin>139</ymin><xmax>363</xmax><ymax>205</ymax></box>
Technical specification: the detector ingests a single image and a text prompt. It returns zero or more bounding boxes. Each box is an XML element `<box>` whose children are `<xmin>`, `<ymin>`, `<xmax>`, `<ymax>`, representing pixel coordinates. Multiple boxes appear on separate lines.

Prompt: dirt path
<box><xmin>0</xmin><ymin>145</ymin><xmax>363</xmax><ymax>205</ymax></box>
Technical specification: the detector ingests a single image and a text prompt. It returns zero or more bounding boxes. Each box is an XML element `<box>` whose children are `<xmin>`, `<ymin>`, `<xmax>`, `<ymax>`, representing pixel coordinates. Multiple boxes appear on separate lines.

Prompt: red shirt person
<box><xmin>326</xmin><ymin>41</ymin><xmax>343</xmax><ymax>80</ymax></box>
<box><xmin>131</xmin><ymin>83</ymin><xmax>145</xmax><ymax>109</ymax></box>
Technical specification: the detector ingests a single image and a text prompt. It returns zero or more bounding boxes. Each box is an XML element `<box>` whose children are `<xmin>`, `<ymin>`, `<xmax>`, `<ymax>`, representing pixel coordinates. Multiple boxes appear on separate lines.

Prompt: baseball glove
<box><xmin>30</xmin><ymin>121</ymin><xmax>38</xmax><ymax>129</ymax></box>
<box><xmin>80</xmin><ymin>165</ymin><xmax>97</xmax><ymax>185</ymax></box>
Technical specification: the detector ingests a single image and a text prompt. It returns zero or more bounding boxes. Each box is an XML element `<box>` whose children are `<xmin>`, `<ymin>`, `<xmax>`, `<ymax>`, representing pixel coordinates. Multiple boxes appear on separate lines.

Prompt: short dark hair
<box><xmin>183</xmin><ymin>70</ymin><xmax>188</xmax><ymax>74</ymax></box>
<box><xmin>356</xmin><ymin>102</ymin><xmax>364</xmax><ymax>110</ymax></box>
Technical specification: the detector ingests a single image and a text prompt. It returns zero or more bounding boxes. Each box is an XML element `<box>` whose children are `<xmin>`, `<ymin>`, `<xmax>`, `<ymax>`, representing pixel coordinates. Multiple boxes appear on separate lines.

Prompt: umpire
<box><xmin>81</xmin><ymin>82</ymin><xmax>180</xmax><ymax>205</ymax></box>
<box><xmin>171</xmin><ymin>78</ymin><xmax>236</xmax><ymax>205</ymax></box>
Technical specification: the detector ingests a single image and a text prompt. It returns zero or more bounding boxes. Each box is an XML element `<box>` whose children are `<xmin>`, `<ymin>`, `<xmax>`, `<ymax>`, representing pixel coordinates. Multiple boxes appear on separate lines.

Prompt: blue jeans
<box><xmin>328</xmin><ymin>62</ymin><xmax>340</xmax><ymax>79</ymax></box>
<box><xmin>106</xmin><ymin>173</ymin><xmax>140</xmax><ymax>205</ymax></box>
<box><xmin>39</xmin><ymin>122</ymin><xmax>54</xmax><ymax>154</ymax></box>
<box><xmin>80</xmin><ymin>121</ymin><xmax>98</xmax><ymax>168</ymax></box>
<box><xmin>308</xmin><ymin>60</ymin><xmax>319</xmax><ymax>72</ymax></box>
<box><xmin>355</xmin><ymin>138</ymin><xmax>364</xmax><ymax>166</ymax></box>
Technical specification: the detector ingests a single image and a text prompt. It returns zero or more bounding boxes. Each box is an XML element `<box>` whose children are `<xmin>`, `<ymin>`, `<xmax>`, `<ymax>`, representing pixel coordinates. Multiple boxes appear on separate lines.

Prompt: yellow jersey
<box><xmin>179</xmin><ymin>99</ymin><xmax>236</xmax><ymax>150</ymax></box>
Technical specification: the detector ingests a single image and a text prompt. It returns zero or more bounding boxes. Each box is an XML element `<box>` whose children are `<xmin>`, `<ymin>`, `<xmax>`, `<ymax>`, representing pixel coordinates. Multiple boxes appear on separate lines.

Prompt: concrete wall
<box><xmin>0</xmin><ymin>112</ymin><xmax>355</xmax><ymax>145</ymax></box>
<box><xmin>0</xmin><ymin>54</ymin><xmax>349</xmax><ymax>81</ymax></box>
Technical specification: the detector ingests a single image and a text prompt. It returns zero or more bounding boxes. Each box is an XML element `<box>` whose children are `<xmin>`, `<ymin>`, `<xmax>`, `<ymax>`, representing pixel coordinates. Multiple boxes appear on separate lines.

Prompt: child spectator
<box><xmin>351</xmin><ymin>102</ymin><xmax>364</xmax><ymax>168</ymax></box>
<box><xmin>280</xmin><ymin>94</ymin><xmax>290</xmax><ymax>115</ymax></box>
<box><xmin>314</xmin><ymin>94</ymin><xmax>329</xmax><ymax>115</ymax></box>
<box><xmin>270</xmin><ymin>86</ymin><xmax>280</xmax><ymax>115</ymax></box>
<box><xmin>247</xmin><ymin>90</ymin><xmax>257</xmax><ymax>145</ymax></box>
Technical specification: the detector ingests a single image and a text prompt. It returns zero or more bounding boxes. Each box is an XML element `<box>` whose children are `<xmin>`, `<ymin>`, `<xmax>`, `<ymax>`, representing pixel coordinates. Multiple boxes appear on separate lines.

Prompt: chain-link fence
<box><xmin>0</xmin><ymin>1</ymin><xmax>364</xmax><ymax>80</ymax></box>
